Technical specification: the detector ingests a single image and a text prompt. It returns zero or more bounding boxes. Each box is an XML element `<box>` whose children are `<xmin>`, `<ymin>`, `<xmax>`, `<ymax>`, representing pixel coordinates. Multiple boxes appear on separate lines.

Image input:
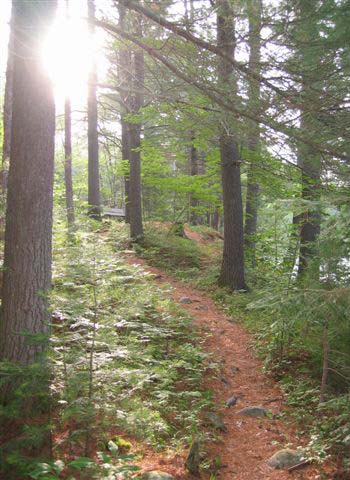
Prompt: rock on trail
<box><xmin>137</xmin><ymin>472</ymin><xmax>174</xmax><ymax>480</ymax></box>
<box><xmin>236</xmin><ymin>406</ymin><xmax>269</xmax><ymax>417</ymax></box>
<box><xmin>179</xmin><ymin>296</ymin><xmax>193</xmax><ymax>304</ymax></box>
<box><xmin>267</xmin><ymin>449</ymin><xmax>306</xmax><ymax>470</ymax></box>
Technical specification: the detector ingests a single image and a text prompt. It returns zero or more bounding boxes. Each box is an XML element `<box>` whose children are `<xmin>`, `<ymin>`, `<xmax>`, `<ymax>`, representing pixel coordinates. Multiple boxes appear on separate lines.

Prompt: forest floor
<box><xmin>123</xmin><ymin>250</ymin><xmax>332</xmax><ymax>480</ymax></box>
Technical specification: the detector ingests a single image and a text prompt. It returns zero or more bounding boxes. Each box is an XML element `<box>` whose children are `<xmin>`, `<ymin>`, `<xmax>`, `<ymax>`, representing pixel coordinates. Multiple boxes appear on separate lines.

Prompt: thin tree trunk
<box><xmin>1</xmin><ymin>17</ymin><xmax>14</xmax><ymax>193</ymax></box>
<box><xmin>212</xmin><ymin>208</ymin><xmax>219</xmax><ymax>230</ymax></box>
<box><xmin>64</xmin><ymin>1</ymin><xmax>74</xmax><ymax>228</ymax></box>
<box><xmin>118</xmin><ymin>3</ymin><xmax>131</xmax><ymax>223</ymax></box>
<box><xmin>184</xmin><ymin>0</ymin><xmax>201</xmax><ymax>227</ymax></box>
<box><xmin>245</xmin><ymin>166</ymin><xmax>259</xmax><ymax>252</ymax></box>
<box><xmin>189</xmin><ymin>131</ymin><xmax>200</xmax><ymax>225</ymax></box>
<box><xmin>87</xmin><ymin>0</ymin><xmax>101</xmax><ymax>217</ymax></box>
<box><xmin>319</xmin><ymin>321</ymin><xmax>329</xmax><ymax>403</ymax></box>
<box><xmin>104</xmin><ymin>143</ymin><xmax>118</xmax><ymax>207</ymax></box>
<box><xmin>244</xmin><ymin>0</ymin><xmax>262</xmax><ymax>264</ymax></box>
<box><xmin>0</xmin><ymin>0</ymin><xmax>57</xmax><ymax>364</ymax></box>
<box><xmin>217</xmin><ymin>0</ymin><xmax>247</xmax><ymax>290</ymax></box>
<box><xmin>122</xmin><ymin>121</ymin><xmax>130</xmax><ymax>223</ymax></box>
<box><xmin>128</xmin><ymin>14</ymin><xmax>144</xmax><ymax>239</ymax></box>
<box><xmin>128</xmin><ymin>122</ymin><xmax>143</xmax><ymax>238</ymax></box>
<box><xmin>64</xmin><ymin>97</ymin><xmax>75</xmax><ymax>228</ymax></box>
<box><xmin>283</xmin><ymin>211</ymin><xmax>301</xmax><ymax>271</ymax></box>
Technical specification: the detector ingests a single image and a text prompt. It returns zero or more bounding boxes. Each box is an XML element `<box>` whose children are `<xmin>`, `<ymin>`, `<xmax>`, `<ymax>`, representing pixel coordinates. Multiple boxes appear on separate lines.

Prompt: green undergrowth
<box><xmin>135</xmin><ymin>222</ymin><xmax>350</xmax><ymax>467</ymax></box>
<box><xmin>243</xmin><ymin>283</ymin><xmax>350</xmax><ymax>464</ymax></box>
<box><xmin>134</xmin><ymin>223</ymin><xmax>220</xmax><ymax>287</ymax></box>
<box><xmin>135</xmin><ymin>224</ymin><xmax>202</xmax><ymax>275</ymax></box>
<box><xmin>0</xmin><ymin>216</ymin><xmax>215</xmax><ymax>479</ymax></box>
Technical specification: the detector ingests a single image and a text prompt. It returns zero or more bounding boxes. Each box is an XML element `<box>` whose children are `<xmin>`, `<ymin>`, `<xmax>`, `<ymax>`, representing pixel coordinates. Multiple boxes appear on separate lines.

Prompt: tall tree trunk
<box><xmin>189</xmin><ymin>131</ymin><xmax>200</xmax><ymax>225</ymax></box>
<box><xmin>211</xmin><ymin>208</ymin><xmax>220</xmax><ymax>230</ymax></box>
<box><xmin>128</xmin><ymin>121</ymin><xmax>143</xmax><ymax>238</ymax></box>
<box><xmin>296</xmin><ymin>0</ymin><xmax>321</xmax><ymax>280</ymax></box>
<box><xmin>297</xmin><ymin>139</ymin><xmax>321</xmax><ymax>278</ymax></box>
<box><xmin>184</xmin><ymin>0</ymin><xmax>201</xmax><ymax>227</ymax></box>
<box><xmin>1</xmin><ymin>16</ymin><xmax>14</xmax><ymax>193</ymax></box>
<box><xmin>104</xmin><ymin>143</ymin><xmax>118</xmax><ymax>207</ymax></box>
<box><xmin>64</xmin><ymin>1</ymin><xmax>74</xmax><ymax>228</ymax></box>
<box><xmin>244</xmin><ymin>0</ymin><xmax>262</xmax><ymax>264</ymax></box>
<box><xmin>87</xmin><ymin>0</ymin><xmax>101</xmax><ymax>217</ymax></box>
<box><xmin>0</xmin><ymin>0</ymin><xmax>57</xmax><ymax>364</ymax></box>
<box><xmin>217</xmin><ymin>0</ymin><xmax>247</xmax><ymax>290</ymax></box>
<box><xmin>122</xmin><ymin>121</ymin><xmax>130</xmax><ymax>223</ymax></box>
<box><xmin>128</xmin><ymin>14</ymin><xmax>144</xmax><ymax>239</ymax></box>
<box><xmin>118</xmin><ymin>3</ymin><xmax>131</xmax><ymax>223</ymax></box>
<box><xmin>64</xmin><ymin>97</ymin><xmax>75</xmax><ymax>228</ymax></box>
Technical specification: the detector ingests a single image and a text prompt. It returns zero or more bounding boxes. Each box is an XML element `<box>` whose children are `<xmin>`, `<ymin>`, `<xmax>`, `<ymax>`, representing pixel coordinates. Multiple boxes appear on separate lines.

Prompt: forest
<box><xmin>0</xmin><ymin>0</ymin><xmax>349</xmax><ymax>478</ymax></box>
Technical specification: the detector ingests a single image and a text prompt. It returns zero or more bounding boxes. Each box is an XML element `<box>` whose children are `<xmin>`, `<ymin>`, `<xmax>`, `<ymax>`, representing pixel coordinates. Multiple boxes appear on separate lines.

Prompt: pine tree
<box><xmin>87</xmin><ymin>0</ymin><xmax>101</xmax><ymax>217</ymax></box>
<box><xmin>0</xmin><ymin>0</ymin><xmax>57</xmax><ymax>365</ymax></box>
<box><xmin>217</xmin><ymin>0</ymin><xmax>247</xmax><ymax>290</ymax></box>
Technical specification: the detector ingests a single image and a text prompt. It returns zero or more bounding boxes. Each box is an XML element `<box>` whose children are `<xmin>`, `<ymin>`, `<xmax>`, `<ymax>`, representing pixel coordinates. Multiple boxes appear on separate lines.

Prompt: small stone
<box><xmin>180</xmin><ymin>296</ymin><xmax>193</xmax><ymax>304</ymax></box>
<box><xmin>236</xmin><ymin>406</ymin><xmax>268</xmax><ymax>417</ymax></box>
<box><xmin>138</xmin><ymin>472</ymin><xmax>174</xmax><ymax>480</ymax></box>
<box><xmin>205</xmin><ymin>412</ymin><xmax>228</xmax><ymax>432</ymax></box>
<box><xmin>185</xmin><ymin>440</ymin><xmax>201</xmax><ymax>475</ymax></box>
<box><xmin>70</xmin><ymin>317</ymin><xmax>99</xmax><ymax>331</ymax></box>
<box><xmin>226</xmin><ymin>395</ymin><xmax>239</xmax><ymax>408</ymax></box>
<box><xmin>51</xmin><ymin>310</ymin><xmax>68</xmax><ymax>324</ymax></box>
<box><xmin>221</xmin><ymin>377</ymin><xmax>230</xmax><ymax>385</ymax></box>
<box><xmin>196</xmin><ymin>305</ymin><xmax>209</xmax><ymax>311</ymax></box>
<box><xmin>267</xmin><ymin>449</ymin><xmax>306</xmax><ymax>469</ymax></box>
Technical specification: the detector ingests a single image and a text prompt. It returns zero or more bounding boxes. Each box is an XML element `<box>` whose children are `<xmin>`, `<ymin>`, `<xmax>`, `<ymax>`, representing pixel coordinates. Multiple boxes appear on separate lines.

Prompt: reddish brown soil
<box><xmin>183</xmin><ymin>227</ymin><xmax>206</xmax><ymax>243</ymax></box>
<box><xmin>124</xmin><ymin>253</ymin><xmax>333</xmax><ymax>480</ymax></box>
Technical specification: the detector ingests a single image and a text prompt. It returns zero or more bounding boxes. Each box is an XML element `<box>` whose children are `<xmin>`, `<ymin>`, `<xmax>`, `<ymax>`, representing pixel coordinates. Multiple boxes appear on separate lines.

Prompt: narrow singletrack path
<box><xmin>125</xmin><ymin>253</ymin><xmax>323</xmax><ymax>480</ymax></box>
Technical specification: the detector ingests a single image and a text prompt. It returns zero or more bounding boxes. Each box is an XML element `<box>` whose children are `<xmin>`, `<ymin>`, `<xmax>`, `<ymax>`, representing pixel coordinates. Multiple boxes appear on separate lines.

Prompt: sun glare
<box><xmin>42</xmin><ymin>0</ymin><xmax>101</xmax><ymax>109</ymax></box>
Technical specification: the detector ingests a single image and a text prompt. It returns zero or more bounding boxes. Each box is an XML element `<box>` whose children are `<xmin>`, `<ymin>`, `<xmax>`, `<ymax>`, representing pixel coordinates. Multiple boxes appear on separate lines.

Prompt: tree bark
<box><xmin>64</xmin><ymin>1</ymin><xmax>74</xmax><ymax>228</ymax></box>
<box><xmin>319</xmin><ymin>321</ymin><xmax>329</xmax><ymax>403</ymax></box>
<box><xmin>296</xmin><ymin>0</ymin><xmax>321</xmax><ymax>280</ymax></box>
<box><xmin>118</xmin><ymin>3</ymin><xmax>131</xmax><ymax>223</ymax></box>
<box><xmin>244</xmin><ymin>0</ymin><xmax>262</xmax><ymax>264</ymax></box>
<box><xmin>128</xmin><ymin>121</ymin><xmax>143</xmax><ymax>238</ymax></box>
<box><xmin>189</xmin><ymin>131</ymin><xmax>201</xmax><ymax>225</ymax></box>
<box><xmin>297</xmin><ymin>143</ymin><xmax>321</xmax><ymax>278</ymax></box>
<box><xmin>122</xmin><ymin>121</ymin><xmax>130</xmax><ymax>223</ymax></box>
<box><xmin>211</xmin><ymin>208</ymin><xmax>220</xmax><ymax>230</ymax></box>
<box><xmin>87</xmin><ymin>0</ymin><xmax>101</xmax><ymax>217</ymax></box>
<box><xmin>128</xmin><ymin>14</ymin><xmax>144</xmax><ymax>240</ymax></box>
<box><xmin>0</xmin><ymin>0</ymin><xmax>57</xmax><ymax>364</ymax></box>
<box><xmin>64</xmin><ymin>97</ymin><xmax>75</xmax><ymax>228</ymax></box>
<box><xmin>217</xmin><ymin>0</ymin><xmax>247</xmax><ymax>290</ymax></box>
<box><xmin>1</xmin><ymin>14</ymin><xmax>14</xmax><ymax>193</ymax></box>
<box><xmin>184</xmin><ymin>1</ymin><xmax>201</xmax><ymax>227</ymax></box>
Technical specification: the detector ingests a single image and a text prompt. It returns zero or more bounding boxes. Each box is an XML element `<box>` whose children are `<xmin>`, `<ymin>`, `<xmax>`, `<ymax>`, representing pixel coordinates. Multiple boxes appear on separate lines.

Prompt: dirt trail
<box><xmin>125</xmin><ymin>253</ymin><xmax>324</xmax><ymax>480</ymax></box>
